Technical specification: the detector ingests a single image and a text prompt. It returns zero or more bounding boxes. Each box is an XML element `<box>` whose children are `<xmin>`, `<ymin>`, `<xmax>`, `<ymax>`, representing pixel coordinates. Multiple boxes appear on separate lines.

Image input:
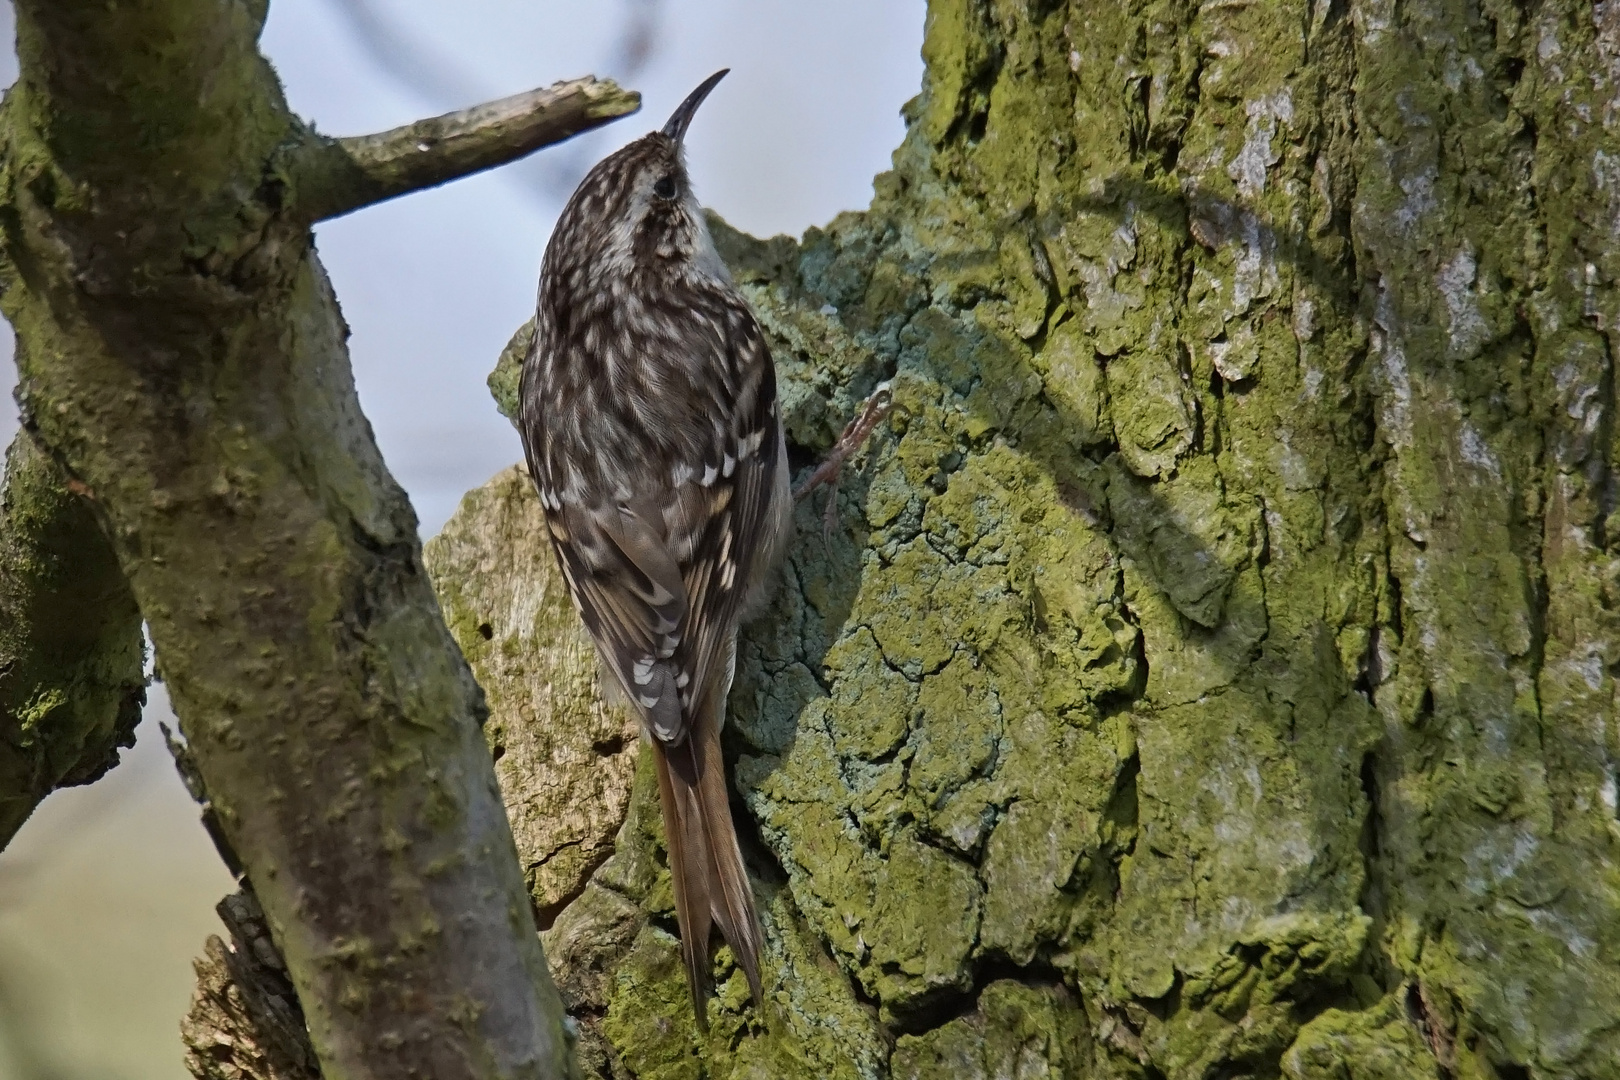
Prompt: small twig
<box><xmin>793</xmin><ymin>383</ymin><xmax>894</xmax><ymax>531</ymax></box>
<box><xmin>821</xmin><ymin>474</ymin><xmax>842</xmax><ymax>536</ymax></box>
<box><xmin>292</xmin><ymin>77</ymin><xmax>640</xmax><ymax>223</ymax></box>
<box><xmin>326</xmin><ymin>0</ymin><xmax>666</xmax><ymax>205</ymax></box>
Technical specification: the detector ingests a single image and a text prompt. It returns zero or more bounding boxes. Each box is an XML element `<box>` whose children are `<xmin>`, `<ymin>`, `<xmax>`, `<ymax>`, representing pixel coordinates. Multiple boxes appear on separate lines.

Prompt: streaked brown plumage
<box><xmin>517</xmin><ymin>70</ymin><xmax>789</xmax><ymax>1027</ymax></box>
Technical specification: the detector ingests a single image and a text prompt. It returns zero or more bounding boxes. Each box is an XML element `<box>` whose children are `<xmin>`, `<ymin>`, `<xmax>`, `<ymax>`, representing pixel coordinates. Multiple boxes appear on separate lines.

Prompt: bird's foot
<box><xmin>793</xmin><ymin>382</ymin><xmax>894</xmax><ymax>535</ymax></box>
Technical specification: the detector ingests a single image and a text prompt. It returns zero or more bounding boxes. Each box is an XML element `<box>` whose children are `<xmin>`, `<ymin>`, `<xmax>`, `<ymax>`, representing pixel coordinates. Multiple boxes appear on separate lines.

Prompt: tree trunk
<box><xmin>439</xmin><ymin>1</ymin><xmax>1620</xmax><ymax>1077</ymax></box>
<box><xmin>0</xmin><ymin>3</ymin><xmax>634</xmax><ymax>1077</ymax></box>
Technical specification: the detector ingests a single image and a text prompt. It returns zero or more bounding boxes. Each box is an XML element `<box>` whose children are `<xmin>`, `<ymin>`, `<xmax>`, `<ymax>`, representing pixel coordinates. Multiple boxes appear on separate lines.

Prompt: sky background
<box><xmin>0</xmin><ymin>4</ymin><xmax>924</xmax><ymax>1078</ymax></box>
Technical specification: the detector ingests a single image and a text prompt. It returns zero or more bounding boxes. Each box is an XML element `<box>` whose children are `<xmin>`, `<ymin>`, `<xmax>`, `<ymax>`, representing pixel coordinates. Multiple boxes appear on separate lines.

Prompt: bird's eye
<box><xmin>652</xmin><ymin>174</ymin><xmax>678</xmax><ymax>199</ymax></box>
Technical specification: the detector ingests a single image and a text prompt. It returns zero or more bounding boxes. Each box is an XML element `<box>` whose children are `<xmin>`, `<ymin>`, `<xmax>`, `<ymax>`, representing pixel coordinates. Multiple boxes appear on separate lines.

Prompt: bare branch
<box><xmin>324</xmin><ymin>0</ymin><xmax>665</xmax><ymax>204</ymax></box>
<box><xmin>294</xmin><ymin>77</ymin><xmax>640</xmax><ymax>223</ymax></box>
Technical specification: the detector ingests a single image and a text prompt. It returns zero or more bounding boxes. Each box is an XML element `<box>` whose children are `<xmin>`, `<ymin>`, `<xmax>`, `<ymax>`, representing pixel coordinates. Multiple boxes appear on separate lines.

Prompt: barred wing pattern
<box><xmin>519</xmin><ymin>297</ymin><xmax>782</xmax><ymax>749</ymax></box>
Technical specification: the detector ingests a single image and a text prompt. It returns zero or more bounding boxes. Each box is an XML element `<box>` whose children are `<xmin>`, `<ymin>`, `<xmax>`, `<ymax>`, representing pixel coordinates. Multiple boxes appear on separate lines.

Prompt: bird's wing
<box><xmin>542</xmin><ymin>494</ymin><xmax>690</xmax><ymax>740</ymax></box>
<box><xmin>661</xmin><ymin>306</ymin><xmax>783</xmax><ymax>738</ymax></box>
<box><xmin>525</xmin><ymin>305</ymin><xmax>783</xmax><ymax>747</ymax></box>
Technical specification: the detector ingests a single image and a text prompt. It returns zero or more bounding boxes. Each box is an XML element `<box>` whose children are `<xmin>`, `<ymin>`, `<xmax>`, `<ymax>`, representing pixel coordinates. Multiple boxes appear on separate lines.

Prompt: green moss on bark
<box><xmin>3</xmin><ymin>2</ymin><xmax>579</xmax><ymax>1076</ymax></box>
<box><xmin>890</xmin><ymin>981</ymin><xmax>1092</xmax><ymax>1079</ymax></box>
<box><xmin>0</xmin><ymin>430</ymin><xmax>145</xmax><ymax>848</ymax></box>
<box><xmin>474</xmin><ymin>0</ymin><xmax>1620</xmax><ymax>1075</ymax></box>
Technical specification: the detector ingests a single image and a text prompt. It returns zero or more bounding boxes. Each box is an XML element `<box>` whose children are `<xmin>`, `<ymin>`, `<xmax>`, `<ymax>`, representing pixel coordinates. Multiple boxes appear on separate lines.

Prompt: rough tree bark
<box><xmin>0</xmin><ymin>2</ymin><xmax>636</xmax><ymax>1078</ymax></box>
<box><xmin>0</xmin><ymin>428</ymin><xmax>145</xmax><ymax>847</ymax></box>
<box><xmin>421</xmin><ymin>1</ymin><xmax>1620</xmax><ymax>1077</ymax></box>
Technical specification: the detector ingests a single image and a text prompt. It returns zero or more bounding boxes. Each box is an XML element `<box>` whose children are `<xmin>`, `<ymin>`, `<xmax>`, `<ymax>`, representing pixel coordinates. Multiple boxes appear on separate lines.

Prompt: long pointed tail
<box><xmin>651</xmin><ymin>719</ymin><xmax>762</xmax><ymax>1029</ymax></box>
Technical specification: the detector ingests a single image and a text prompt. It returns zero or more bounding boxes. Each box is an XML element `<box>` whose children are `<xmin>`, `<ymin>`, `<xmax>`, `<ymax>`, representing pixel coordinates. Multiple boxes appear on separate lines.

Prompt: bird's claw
<box><xmin>793</xmin><ymin>382</ymin><xmax>894</xmax><ymax>535</ymax></box>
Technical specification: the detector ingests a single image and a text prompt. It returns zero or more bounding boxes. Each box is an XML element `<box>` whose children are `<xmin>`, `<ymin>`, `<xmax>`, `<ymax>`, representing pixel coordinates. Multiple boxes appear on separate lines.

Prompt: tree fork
<box><xmin>1</xmin><ymin>1</ymin><xmax>636</xmax><ymax>1076</ymax></box>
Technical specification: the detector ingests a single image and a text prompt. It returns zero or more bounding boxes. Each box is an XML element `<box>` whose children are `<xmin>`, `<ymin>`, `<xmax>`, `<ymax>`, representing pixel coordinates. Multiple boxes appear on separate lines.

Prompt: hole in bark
<box><xmin>592</xmin><ymin>734</ymin><xmax>627</xmax><ymax>756</ymax></box>
<box><xmin>477</xmin><ymin>621</ymin><xmax>494</xmax><ymax>640</ymax></box>
<box><xmin>1351</xmin><ymin>669</ymin><xmax>1373</xmax><ymax>703</ymax></box>
<box><xmin>727</xmin><ymin>785</ymin><xmax>791</xmax><ymax>889</ymax></box>
<box><xmin>1402</xmin><ymin>979</ymin><xmax>1426</xmax><ymax>1021</ymax></box>
<box><xmin>968</xmin><ymin>107</ymin><xmax>989</xmax><ymax>143</ymax></box>
<box><xmin>1159</xmin><ymin>137</ymin><xmax>1182</xmax><ymax>175</ymax></box>
<box><xmin>786</xmin><ymin>437</ymin><xmax>818</xmax><ymax>476</ymax></box>
<box><xmin>1358</xmin><ymin>753</ymin><xmax>1381</xmax><ymax>860</ymax></box>
<box><xmin>1518</xmin><ymin>111</ymin><xmax>1537</xmax><ymax>146</ymax></box>
<box><xmin>1414</xmin><ymin>686</ymin><xmax>1435</xmax><ymax>730</ymax></box>
<box><xmin>1388</xmin><ymin>573</ymin><xmax>1404</xmax><ymax>639</ymax></box>
<box><xmin>1502</xmin><ymin>55</ymin><xmax>1526</xmax><ymax>86</ymax></box>
<box><xmin>1405</xmin><ymin>981</ymin><xmax>1457</xmax><ymax>1071</ymax></box>
<box><xmin>1127</xmin><ymin>75</ymin><xmax>1151</xmax><ymax>158</ymax></box>
<box><xmin>258</xmin><ymin>174</ymin><xmax>288</xmax><ymax>214</ymax></box>
<box><xmin>889</xmin><ymin>959</ymin><xmax>1070</xmax><ymax>1036</ymax></box>
<box><xmin>1353</xmin><ymin>624</ymin><xmax>1382</xmax><ymax>702</ymax></box>
<box><xmin>1104</xmin><ymin>753</ymin><xmax>1141</xmax><ymax>846</ymax></box>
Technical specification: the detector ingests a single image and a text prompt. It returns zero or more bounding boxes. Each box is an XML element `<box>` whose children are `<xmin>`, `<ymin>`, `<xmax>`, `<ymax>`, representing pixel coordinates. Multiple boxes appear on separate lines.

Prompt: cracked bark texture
<box><xmin>456</xmin><ymin>0</ymin><xmax>1620</xmax><ymax>1077</ymax></box>
<box><xmin>0</xmin><ymin>429</ymin><xmax>145</xmax><ymax>848</ymax></box>
<box><xmin>0</xmin><ymin>2</ymin><xmax>635</xmax><ymax>1077</ymax></box>
<box><xmin>423</xmin><ymin>464</ymin><xmax>641</xmax><ymax>931</ymax></box>
<box><xmin>182</xmin><ymin>890</ymin><xmax>321</xmax><ymax>1080</ymax></box>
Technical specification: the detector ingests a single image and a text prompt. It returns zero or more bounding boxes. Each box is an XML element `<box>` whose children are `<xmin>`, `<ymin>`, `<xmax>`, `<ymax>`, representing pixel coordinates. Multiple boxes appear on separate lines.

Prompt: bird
<box><xmin>516</xmin><ymin>69</ymin><xmax>789</xmax><ymax>1028</ymax></box>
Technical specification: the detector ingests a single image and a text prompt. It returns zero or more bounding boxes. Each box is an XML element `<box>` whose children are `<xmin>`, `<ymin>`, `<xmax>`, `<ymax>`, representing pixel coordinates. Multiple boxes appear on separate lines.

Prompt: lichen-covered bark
<box><xmin>0</xmin><ymin>428</ymin><xmax>144</xmax><ymax>849</ymax></box>
<box><xmin>462</xmin><ymin>1</ymin><xmax>1620</xmax><ymax>1077</ymax></box>
<box><xmin>0</xmin><ymin>2</ymin><xmax>600</xmax><ymax>1077</ymax></box>
<box><xmin>1351</xmin><ymin>2</ymin><xmax>1620</xmax><ymax>1073</ymax></box>
<box><xmin>424</xmin><ymin>465</ymin><xmax>640</xmax><ymax>928</ymax></box>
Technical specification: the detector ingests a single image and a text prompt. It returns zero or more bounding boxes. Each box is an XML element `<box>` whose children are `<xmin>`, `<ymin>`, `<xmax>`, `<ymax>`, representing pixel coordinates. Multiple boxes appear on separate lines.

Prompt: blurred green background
<box><xmin>0</xmin><ymin>698</ymin><xmax>233</xmax><ymax>1080</ymax></box>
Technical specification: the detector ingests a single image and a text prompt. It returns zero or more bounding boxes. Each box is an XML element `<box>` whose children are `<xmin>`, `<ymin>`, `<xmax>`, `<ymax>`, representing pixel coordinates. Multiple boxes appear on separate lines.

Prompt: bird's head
<box><xmin>547</xmin><ymin>69</ymin><xmax>732</xmax><ymax>291</ymax></box>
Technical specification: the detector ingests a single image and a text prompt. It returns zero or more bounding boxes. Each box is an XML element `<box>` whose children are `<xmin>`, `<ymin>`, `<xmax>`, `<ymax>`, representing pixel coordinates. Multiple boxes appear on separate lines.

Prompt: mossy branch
<box><xmin>0</xmin><ymin>429</ymin><xmax>145</xmax><ymax>850</ymax></box>
<box><xmin>293</xmin><ymin>78</ymin><xmax>641</xmax><ymax>223</ymax></box>
<box><xmin>4</xmin><ymin>1</ymin><xmax>598</xmax><ymax>1077</ymax></box>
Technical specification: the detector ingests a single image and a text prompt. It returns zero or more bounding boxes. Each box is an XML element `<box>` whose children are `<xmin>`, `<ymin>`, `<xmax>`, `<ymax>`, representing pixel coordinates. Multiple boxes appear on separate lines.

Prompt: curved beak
<box><xmin>661</xmin><ymin>69</ymin><xmax>729</xmax><ymax>144</ymax></box>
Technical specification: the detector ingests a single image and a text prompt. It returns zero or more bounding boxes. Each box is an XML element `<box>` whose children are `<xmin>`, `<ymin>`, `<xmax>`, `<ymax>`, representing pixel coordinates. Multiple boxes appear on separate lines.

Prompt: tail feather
<box><xmin>652</xmin><ymin>715</ymin><xmax>762</xmax><ymax>1030</ymax></box>
<box><xmin>693</xmin><ymin>725</ymin><xmax>763</xmax><ymax>1002</ymax></box>
<box><xmin>653</xmin><ymin>739</ymin><xmax>715</xmax><ymax>1022</ymax></box>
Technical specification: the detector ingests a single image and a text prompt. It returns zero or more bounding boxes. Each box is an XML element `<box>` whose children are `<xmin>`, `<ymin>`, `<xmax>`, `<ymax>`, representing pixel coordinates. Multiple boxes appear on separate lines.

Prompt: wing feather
<box><xmin>522</xmin><ymin>299</ymin><xmax>784</xmax><ymax>748</ymax></box>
